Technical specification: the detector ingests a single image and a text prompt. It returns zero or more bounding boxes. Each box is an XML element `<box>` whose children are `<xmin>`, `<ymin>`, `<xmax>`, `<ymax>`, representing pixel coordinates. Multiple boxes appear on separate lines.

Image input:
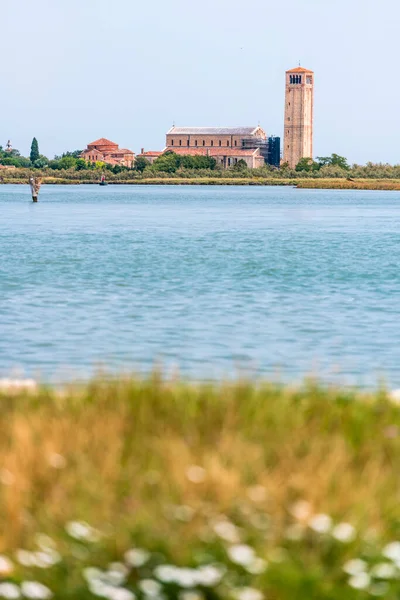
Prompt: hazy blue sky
<box><xmin>1</xmin><ymin>0</ymin><xmax>397</xmax><ymax>163</ymax></box>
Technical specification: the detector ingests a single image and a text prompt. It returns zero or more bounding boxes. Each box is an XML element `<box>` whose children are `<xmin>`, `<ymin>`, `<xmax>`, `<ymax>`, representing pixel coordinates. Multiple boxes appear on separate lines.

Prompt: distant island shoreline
<box><xmin>1</xmin><ymin>177</ymin><xmax>400</xmax><ymax>190</ymax></box>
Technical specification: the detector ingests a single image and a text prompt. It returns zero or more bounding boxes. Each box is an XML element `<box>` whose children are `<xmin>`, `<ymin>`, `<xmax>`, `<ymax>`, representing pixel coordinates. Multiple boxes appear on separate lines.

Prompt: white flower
<box><xmin>65</xmin><ymin>521</ymin><xmax>100</xmax><ymax>542</ymax></box>
<box><xmin>33</xmin><ymin>550</ymin><xmax>61</xmax><ymax>568</ymax></box>
<box><xmin>348</xmin><ymin>572</ymin><xmax>371</xmax><ymax>590</ymax></box>
<box><xmin>213</xmin><ymin>520</ymin><xmax>240</xmax><ymax>543</ymax></box>
<box><xmin>124</xmin><ymin>548</ymin><xmax>150</xmax><ymax>567</ymax></box>
<box><xmin>383</xmin><ymin>541</ymin><xmax>400</xmax><ymax>562</ymax></box>
<box><xmin>309</xmin><ymin>514</ymin><xmax>332</xmax><ymax>534</ymax></box>
<box><xmin>343</xmin><ymin>559</ymin><xmax>367</xmax><ymax>575</ymax></box>
<box><xmin>231</xmin><ymin>587</ymin><xmax>263</xmax><ymax>600</ymax></box>
<box><xmin>370</xmin><ymin>562</ymin><xmax>397</xmax><ymax>579</ymax></box>
<box><xmin>172</xmin><ymin>568</ymin><xmax>198</xmax><ymax>588</ymax></box>
<box><xmin>195</xmin><ymin>565</ymin><xmax>225</xmax><ymax>586</ymax></box>
<box><xmin>0</xmin><ymin>556</ymin><xmax>14</xmax><ymax>575</ymax></box>
<box><xmin>246</xmin><ymin>486</ymin><xmax>267</xmax><ymax>503</ymax></box>
<box><xmin>154</xmin><ymin>565</ymin><xmax>177</xmax><ymax>583</ymax></box>
<box><xmin>83</xmin><ymin>567</ymin><xmax>103</xmax><ymax>582</ymax></box>
<box><xmin>20</xmin><ymin>582</ymin><xmax>53</xmax><ymax>599</ymax></box>
<box><xmin>246</xmin><ymin>558</ymin><xmax>268</xmax><ymax>575</ymax></box>
<box><xmin>227</xmin><ymin>545</ymin><xmax>256</xmax><ymax>567</ymax></box>
<box><xmin>0</xmin><ymin>583</ymin><xmax>20</xmax><ymax>599</ymax></box>
<box><xmin>103</xmin><ymin>563</ymin><xmax>129</xmax><ymax>586</ymax></box>
<box><xmin>15</xmin><ymin>551</ymin><xmax>35</xmax><ymax>567</ymax></box>
<box><xmin>290</xmin><ymin>500</ymin><xmax>312</xmax><ymax>522</ymax></box>
<box><xmin>332</xmin><ymin>523</ymin><xmax>356</xmax><ymax>543</ymax></box>
<box><xmin>186</xmin><ymin>466</ymin><xmax>206</xmax><ymax>484</ymax></box>
<box><xmin>138</xmin><ymin>580</ymin><xmax>162</xmax><ymax>597</ymax></box>
<box><xmin>107</xmin><ymin>589</ymin><xmax>135</xmax><ymax>600</ymax></box>
<box><xmin>87</xmin><ymin>579</ymin><xmax>111</xmax><ymax>597</ymax></box>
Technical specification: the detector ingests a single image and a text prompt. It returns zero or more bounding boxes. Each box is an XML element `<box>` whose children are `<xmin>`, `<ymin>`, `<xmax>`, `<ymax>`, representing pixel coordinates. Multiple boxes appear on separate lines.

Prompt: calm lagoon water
<box><xmin>1</xmin><ymin>184</ymin><xmax>400</xmax><ymax>386</ymax></box>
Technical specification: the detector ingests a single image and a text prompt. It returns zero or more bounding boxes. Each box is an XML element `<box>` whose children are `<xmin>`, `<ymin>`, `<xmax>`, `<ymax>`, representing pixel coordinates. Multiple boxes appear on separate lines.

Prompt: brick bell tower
<box><xmin>283</xmin><ymin>66</ymin><xmax>314</xmax><ymax>168</ymax></box>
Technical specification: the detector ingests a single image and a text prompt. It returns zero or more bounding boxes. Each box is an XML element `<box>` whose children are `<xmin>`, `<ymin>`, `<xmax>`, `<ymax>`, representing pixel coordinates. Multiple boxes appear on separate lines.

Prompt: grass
<box><xmin>0</xmin><ymin>376</ymin><xmax>400</xmax><ymax>598</ymax></box>
<box><xmin>296</xmin><ymin>179</ymin><xmax>400</xmax><ymax>190</ymax></box>
<box><xmin>3</xmin><ymin>176</ymin><xmax>400</xmax><ymax>189</ymax></box>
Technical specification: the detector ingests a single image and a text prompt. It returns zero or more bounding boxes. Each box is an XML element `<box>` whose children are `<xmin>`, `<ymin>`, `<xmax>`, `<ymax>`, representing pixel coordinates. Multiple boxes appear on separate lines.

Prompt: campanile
<box><xmin>283</xmin><ymin>66</ymin><xmax>314</xmax><ymax>168</ymax></box>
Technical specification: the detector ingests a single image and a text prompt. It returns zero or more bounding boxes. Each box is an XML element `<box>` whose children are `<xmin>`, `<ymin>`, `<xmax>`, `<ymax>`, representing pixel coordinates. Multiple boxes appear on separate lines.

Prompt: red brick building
<box><xmin>81</xmin><ymin>138</ymin><xmax>135</xmax><ymax>168</ymax></box>
<box><xmin>136</xmin><ymin>149</ymin><xmax>163</xmax><ymax>164</ymax></box>
<box><xmin>164</xmin><ymin>127</ymin><xmax>266</xmax><ymax>169</ymax></box>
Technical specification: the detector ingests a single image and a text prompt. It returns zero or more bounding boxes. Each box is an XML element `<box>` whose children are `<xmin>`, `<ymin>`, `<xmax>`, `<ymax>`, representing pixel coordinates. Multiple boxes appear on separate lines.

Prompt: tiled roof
<box><xmin>88</xmin><ymin>138</ymin><xmax>118</xmax><ymax>147</ymax></box>
<box><xmin>167</xmin><ymin>127</ymin><xmax>259</xmax><ymax>136</ymax></box>
<box><xmin>110</xmin><ymin>149</ymin><xmax>135</xmax><ymax>154</ymax></box>
<box><xmin>138</xmin><ymin>151</ymin><xmax>162</xmax><ymax>157</ymax></box>
<box><xmin>164</xmin><ymin>147</ymin><xmax>260</xmax><ymax>157</ymax></box>
<box><xmin>286</xmin><ymin>66</ymin><xmax>313</xmax><ymax>73</ymax></box>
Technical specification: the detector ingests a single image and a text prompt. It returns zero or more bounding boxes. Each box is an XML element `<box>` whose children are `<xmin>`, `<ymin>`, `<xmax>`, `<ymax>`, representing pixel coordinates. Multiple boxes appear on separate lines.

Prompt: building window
<box><xmin>211</xmin><ymin>140</ymin><xmax>214</xmax><ymax>147</ymax></box>
<box><xmin>288</xmin><ymin>117</ymin><xmax>290</xmax><ymax>121</ymax></box>
<box><xmin>195</xmin><ymin>140</ymin><xmax>198</xmax><ymax>146</ymax></box>
<box><xmin>171</xmin><ymin>139</ymin><xmax>174</xmax><ymax>146</ymax></box>
<box><xmin>187</xmin><ymin>140</ymin><xmax>189</xmax><ymax>147</ymax></box>
<box><xmin>228</xmin><ymin>158</ymin><xmax>231</xmax><ymax>166</ymax></box>
<box><xmin>203</xmin><ymin>140</ymin><xmax>205</xmax><ymax>146</ymax></box>
<box><xmin>227</xmin><ymin>140</ymin><xmax>229</xmax><ymax>146</ymax></box>
<box><xmin>234</xmin><ymin>140</ymin><xmax>237</xmax><ymax>147</ymax></box>
<box><xmin>306</xmin><ymin>76</ymin><xmax>312</xmax><ymax>84</ymax></box>
<box><xmin>219</xmin><ymin>140</ymin><xmax>222</xmax><ymax>147</ymax></box>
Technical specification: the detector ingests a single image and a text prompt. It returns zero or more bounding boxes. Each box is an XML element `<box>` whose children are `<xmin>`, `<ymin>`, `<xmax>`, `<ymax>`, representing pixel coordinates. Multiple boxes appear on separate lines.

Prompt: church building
<box><xmin>164</xmin><ymin>127</ymin><xmax>267</xmax><ymax>169</ymax></box>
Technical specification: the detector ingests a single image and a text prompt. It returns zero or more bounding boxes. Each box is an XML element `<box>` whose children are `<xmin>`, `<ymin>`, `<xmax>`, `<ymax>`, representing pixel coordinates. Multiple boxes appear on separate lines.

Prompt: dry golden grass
<box><xmin>0</xmin><ymin>377</ymin><xmax>399</xmax><ymax>598</ymax></box>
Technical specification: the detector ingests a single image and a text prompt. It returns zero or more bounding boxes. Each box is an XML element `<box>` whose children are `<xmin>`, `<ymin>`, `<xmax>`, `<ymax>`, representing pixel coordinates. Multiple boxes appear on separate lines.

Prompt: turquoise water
<box><xmin>1</xmin><ymin>184</ymin><xmax>400</xmax><ymax>385</ymax></box>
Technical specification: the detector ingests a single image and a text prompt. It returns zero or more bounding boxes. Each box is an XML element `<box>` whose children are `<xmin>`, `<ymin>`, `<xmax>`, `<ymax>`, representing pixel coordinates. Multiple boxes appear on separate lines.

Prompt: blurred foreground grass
<box><xmin>0</xmin><ymin>376</ymin><xmax>400</xmax><ymax>599</ymax></box>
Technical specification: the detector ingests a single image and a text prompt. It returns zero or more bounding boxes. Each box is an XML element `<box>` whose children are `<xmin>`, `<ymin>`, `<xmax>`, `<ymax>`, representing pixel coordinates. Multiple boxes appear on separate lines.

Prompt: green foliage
<box><xmin>152</xmin><ymin>152</ymin><xmax>217</xmax><ymax>173</ymax></box>
<box><xmin>233</xmin><ymin>159</ymin><xmax>249</xmax><ymax>171</ymax></box>
<box><xmin>33</xmin><ymin>157</ymin><xmax>48</xmax><ymax>169</ymax></box>
<box><xmin>75</xmin><ymin>158</ymin><xmax>88</xmax><ymax>171</ymax></box>
<box><xmin>295</xmin><ymin>157</ymin><xmax>321</xmax><ymax>172</ymax></box>
<box><xmin>30</xmin><ymin>137</ymin><xmax>39</xmax><ymax>163</ymax></box>
<box><xmin>135</xmin><ymin>157</ymin><xmax>151</xmax><ymax>172</ymax></box>
<box><xmin>316</xmin><ymin>154</ymin><xmax>350</xmax><ymax>170</ymax></box>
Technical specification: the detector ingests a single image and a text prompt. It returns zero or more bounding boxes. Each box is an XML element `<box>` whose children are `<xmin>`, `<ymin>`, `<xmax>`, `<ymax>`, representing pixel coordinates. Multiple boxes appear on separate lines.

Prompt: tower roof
<box><xmin>286</xmin><ymin>66</ymin><xmax>313</xmax><ymax>73</ymax></box>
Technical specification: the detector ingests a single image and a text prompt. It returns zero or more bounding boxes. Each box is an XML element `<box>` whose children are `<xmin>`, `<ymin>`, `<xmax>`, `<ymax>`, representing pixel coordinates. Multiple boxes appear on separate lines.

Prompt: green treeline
<box><xmin>3</xmin><ymin>140</ymin><xmax>400</xmax><ymax>179</ymax></box>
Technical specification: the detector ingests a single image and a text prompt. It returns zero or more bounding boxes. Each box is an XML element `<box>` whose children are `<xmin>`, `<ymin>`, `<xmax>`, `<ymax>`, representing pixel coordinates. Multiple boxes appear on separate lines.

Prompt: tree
<box><xmin>30</xmin><ymin>138</ymin><xmax>40</xmax><ymax>163</ymax></box>
<box><xmin>316</xmin><ymin>154</ymin><xmax>349</xmax><ymax>170</ymax></box>
<box><xmin>234</xmin><ymin>159</ymin><xmax>248</xmax><ymax>171</ymax></box>
<box><xmin>153</xmin><ymin>153</ymin><xmax>178</xmax><ymax>173</ymax></box>
<box><xmin>295</xmin><ymin>157</ymin><xmax>320</xmax><ymax>172</ymax></box>
<box><xmin>75</xmin><ymin>158</ymin><xmax>88</xmax><ymax>171</ymax></box>
<box><xmin>34</xmin><ymin>157</ymin><xmax>48</xmax><ymax>169</ymax></box>
<box><xmin>58</xmin><ymin>156</ymin><xmax>77</xmax><ymax>170</ymax></box>
<box><xmin>134</xmin><ymin>157</ymin><xmax>151</xmax><ymax>172</ymax></box>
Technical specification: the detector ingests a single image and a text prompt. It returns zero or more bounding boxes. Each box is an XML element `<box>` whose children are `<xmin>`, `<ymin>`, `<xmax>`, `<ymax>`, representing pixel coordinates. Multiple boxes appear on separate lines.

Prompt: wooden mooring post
<box><xmin>29</xmin><ymin>176</ymin><xmax>42</xmax><ymax>202</ymax></box>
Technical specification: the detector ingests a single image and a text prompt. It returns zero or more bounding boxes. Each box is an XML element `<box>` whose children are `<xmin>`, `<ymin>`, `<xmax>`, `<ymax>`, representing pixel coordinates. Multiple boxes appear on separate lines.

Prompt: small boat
<box><xmin>99</xmin><ymin>175</ymin><xmax>108</xmax><ymax>186</ymax></box>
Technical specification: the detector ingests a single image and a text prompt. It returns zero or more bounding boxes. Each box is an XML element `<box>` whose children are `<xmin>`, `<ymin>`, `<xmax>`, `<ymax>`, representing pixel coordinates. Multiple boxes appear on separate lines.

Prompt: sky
<box><xmin>1</xmin><ymin>0</ymin><xmax>398</xmax><ymax>164</ymax></box>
